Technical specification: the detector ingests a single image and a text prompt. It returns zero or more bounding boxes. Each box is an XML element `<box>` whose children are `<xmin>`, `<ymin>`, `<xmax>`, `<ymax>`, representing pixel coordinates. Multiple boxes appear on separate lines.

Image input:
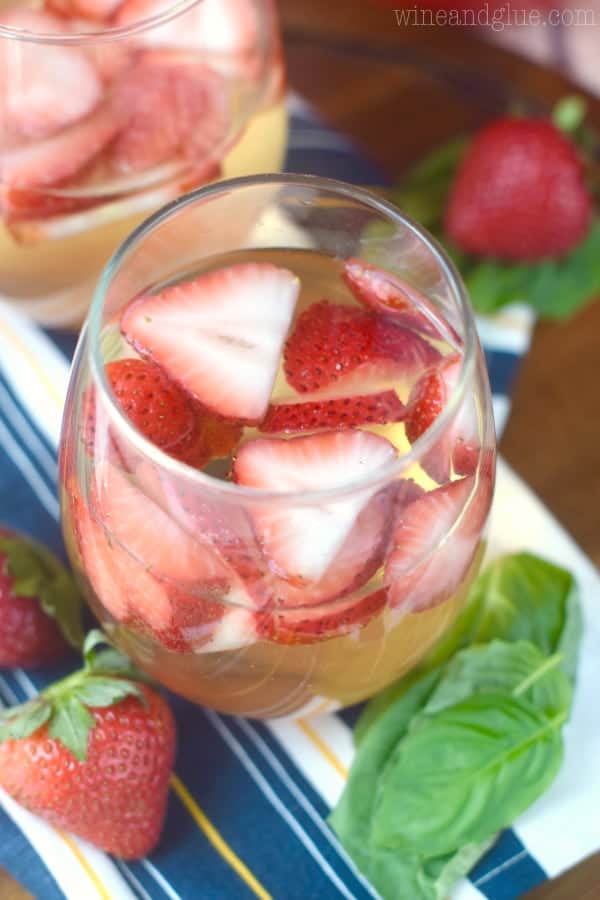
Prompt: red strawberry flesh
<box><xmin>91</xmin><ymin>463</ymin><xmax>231</xmax><ymax>585</ymax></box>
<box><xmin>260</xmin><ymin>390</ymin><xmax>406</xmax><ymax>434</ymax></box>
<box><xmin>342</xmin><ymin>257</ymin><xmax>456</xmax><ymax>342</ymax></box>
<box><xmin>106</xmin><ymin>358</ymin><xmax>196</xmax><ymax>451</ymax></box>
<box><xmin>121</xmin><ymin>263</ymin><xmax>300</xmax><ymax>422</ymax></box>
<box><xmin>109</xmin><ymin>53</ymin><xmax>229</xmax><ymax>174</ymax></box>
<box><xmin>385</xmin><ymin>472</ymin><xmax>493</xmax><ymax>613</ymax></box>
<box><xmin>256</xmin><ymin>588</ymin><xmax>387</xmax><ymax>645</ymax></box>
<box><xmin>233</xmin><ymin>430</ymin><xmax>397</xmax><ymax>582</ymax></box>
<box><xmin>0</xmin><ymin>11</ymin><xmax>102</xmax><ymax>139</ymax></box>
<box><xmin>283</xmin><ymin>300</ymin><xmax>440</xmax><ymax>395</ymax></box>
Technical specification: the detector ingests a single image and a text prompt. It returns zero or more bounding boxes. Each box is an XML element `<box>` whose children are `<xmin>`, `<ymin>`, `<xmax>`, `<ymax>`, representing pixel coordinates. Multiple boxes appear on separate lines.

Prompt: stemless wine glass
<box><xmin>0</xmin><ymin>0</ymin><xmax>286</xmax><ymax>327</ymax></box>
<box><xmin>59</xmin><ymin>174</ymin><xmax>496</xmax><ymax>719</ymax></box>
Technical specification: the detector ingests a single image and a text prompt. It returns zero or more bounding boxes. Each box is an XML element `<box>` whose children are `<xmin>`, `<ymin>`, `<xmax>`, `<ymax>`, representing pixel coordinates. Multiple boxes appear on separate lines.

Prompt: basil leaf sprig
<box><xmin>329</xmin><ymin>553</ymin><xmax>582</xmax><ymax>900</ymax></box>
<box><xmin>355</xmin><ymin>552</ymin><xmax>581</xmax><ymax>744</ymax></box>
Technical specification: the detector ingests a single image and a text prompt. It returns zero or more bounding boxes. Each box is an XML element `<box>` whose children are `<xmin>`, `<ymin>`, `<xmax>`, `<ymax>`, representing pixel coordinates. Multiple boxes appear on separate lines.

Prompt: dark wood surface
<box><xmin>1</xmin><ymin>2</ymin><xmax>599</xmax><ymax>897</ymax></box>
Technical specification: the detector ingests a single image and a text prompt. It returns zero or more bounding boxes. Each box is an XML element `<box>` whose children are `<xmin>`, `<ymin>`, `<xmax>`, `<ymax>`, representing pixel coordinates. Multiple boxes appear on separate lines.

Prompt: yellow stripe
<box><xmin>312</xmin><ymin>698</ymin><xmax>336</xmax><ymax>717</ymax></box>
<box><xmin>170</xmin><ymin>774</ymin><xmax>272</xmax><ymax>900</ymax></box>
<box><xmin>297</xmin><ymin>719</ymin><xmax>348</xmax><ymax>780</ymax></box>
<box><xmin>58</xmin><ymin>831</ymin><xmax>113</xmax><ymax>900</ymax></box>
<box><xmin>0</xmin><ymin>318</ymin><xmax>64</xmax><ymax>408</ymax></box>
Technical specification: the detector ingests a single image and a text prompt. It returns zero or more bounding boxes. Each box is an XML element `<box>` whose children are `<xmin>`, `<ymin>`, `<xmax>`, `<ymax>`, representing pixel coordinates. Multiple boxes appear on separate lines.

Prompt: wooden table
<box><xmin>1</xmin><ymin>2</ymin><xmax>599</xmax><ymax>897</ymax></box>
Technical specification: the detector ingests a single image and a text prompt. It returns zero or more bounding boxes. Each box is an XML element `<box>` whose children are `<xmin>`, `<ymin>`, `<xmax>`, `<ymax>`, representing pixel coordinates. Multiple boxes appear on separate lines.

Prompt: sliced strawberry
<box><xmin>131</xmin><ymin>461</ymin><xmax>266</xmax><ymax>583</ymax></box>
<box><xmin>47</xmin><ymin>0</ymin><xmax>124</xmax><ymax>23</ymax></box>
<box><xmin>0</xmin><ymin>11</ymin><xmax>102</xmax><ymax>139</ymax></box>
<box><xmin>233</xmin><ymin>430</ymin><xmax>397</xmax><ymax>582</ymax></box>
<box><xmin>251</xmin><ymin>485</ymin><xmax>395</xmax><ymax>610</ymax></box>
<box><xmin>185</xmin><ymin>607</ymin><xmax>257</xmax><ymax>654</ymax></box>
<box><xmin>75</xmin><ymin>475</ymin><xmax>255</xmax><ymax>651</ymax></box>
<box><xmin>113</xmin><ymin>0</ymin><xmax>258</xmax><ymax>54</ymax></box>
<box><xmin>92</xmin><ymin>463</ymin><xmax>230</xmax><ymax>584</ymax></box>
<box><xmin>260</xmin><ymin>390</ymin><xmax>405</xmax><ymax>434</ymax></box>
<box><xmin>121</xmin><ymin>263</ymin><xmax>299</xmax><ymax>422</ymax></box>
<box><xmin>283</xmin><ymin>300</ymin><xmax>440</xmax><ymax>395</ymax></box>
<box><xmin>385</xmin><ymin>472</ymin><xmax>493</xmax><ymax>613</ymax></box>
<box><xmin>179</xmin><ymin>409</ymin><xmax>243</xmax><ymax>467</ymax></box>
<box><xmin>106</xmin><ymin>358</ymin><xmax>196</xmax><ymax>452</ymax></box>
<box><xmin>0</xmin><ymin>189</ymin><xmax>99</xmax><ymax>225</ymax></box>
<box><xmin>109</xmin><ymin>53</ymin><xmax>229</xmax><ymax>174</ymax></box>
<box><xmin>71</xmin><ymin>24</ymin><xmax>137</xmax><ymax>84</ymax></box>
<box><xmin>405</xmin><ymin>354</ymin><xmax>480</xmax><ymax>484</ymax></box>
<box><xmin>256</xmin><ymin>588</ymin><xmax>387</xmax><ymax>645</ymax></box>
<box><xmin>73</xmin><ymin>482</ymin><xmax>178</xmax><ymax>633</ymax></box>
<box><xmin>342</xmin><ymin>257</ymin><xmax>459</xmax><ymax>343</ymax></box>
<box><xmin>0</xmin><ymin>106</ymin><xmax>120</xmax><ymax>193</ymax></box>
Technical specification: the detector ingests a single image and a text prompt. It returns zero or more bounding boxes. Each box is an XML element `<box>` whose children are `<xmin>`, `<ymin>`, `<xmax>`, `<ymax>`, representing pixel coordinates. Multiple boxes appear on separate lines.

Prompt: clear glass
<box><xmin>0</xmin><ymin>0</ymin><xmax>286</xmax><ymax>326</ymax></box>
<box><xmin>59</xmin><ymin>174</ymin><xmax>496</xmax><ymax>719</ymax></box>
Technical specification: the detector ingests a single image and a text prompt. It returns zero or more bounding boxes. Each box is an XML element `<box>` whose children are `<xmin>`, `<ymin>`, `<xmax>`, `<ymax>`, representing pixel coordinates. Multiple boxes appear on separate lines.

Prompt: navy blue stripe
<box><xmin>245</xmin><ymin>720</ymin><xmax>330</xmax><ymax>819</ymax></box>
<box><xmin>484</xmin><ymin>349</ymin><xmax>522</xmax><ymax>399</ymax></box>
<box><xmin>44</xmin><ymin>327</ymin><xmax>79</xmax><ymax>362</ymax></box>
<box><xmin>337</xmin><ymin>705</ymin><xmax>364</xmax><ymax>731</ymax></box>
<box><xmin>232</xmin><ymin>719</ymin><xmax>375</xmax><ymax>899</ymax></box>
<box><xmin>471</xmin><ymin>829</ymin><xmax>546</xmax><ymax>899</ymax></box>
<box><xmin>147</xmin><ymin>696</ymin><xmax>350</xmax><ymax>900</ymax></box>
<box><xmin>0</xmin><ymin>370</ymin><xmax>58</xmax><ymax>465</ymax></box>
<box><xmin>0</xmin><ymin>808</ymin><xmax>65</xmax><ymax>900</ymax></box>
<box><xmin>0</xmin><ymin>421</ymin><xmax>62</xmax><ymax>558</ymax></box>
<box><xmin>285</xmin><ymin>148</ymin><xmax>386</xmax><ymax>186</ymax></box>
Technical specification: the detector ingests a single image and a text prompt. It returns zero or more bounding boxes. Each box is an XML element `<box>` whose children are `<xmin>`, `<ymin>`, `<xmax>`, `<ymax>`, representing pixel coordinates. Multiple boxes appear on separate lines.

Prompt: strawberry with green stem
<box><xmin>0</xmin><ymin>529</ymin><xmax>83</xmax><ymax>668</ymax></box>
<box><xmin>0</xmin><ymin>630</ymin><xmax>175</xmax><ymax>859</ymax></box>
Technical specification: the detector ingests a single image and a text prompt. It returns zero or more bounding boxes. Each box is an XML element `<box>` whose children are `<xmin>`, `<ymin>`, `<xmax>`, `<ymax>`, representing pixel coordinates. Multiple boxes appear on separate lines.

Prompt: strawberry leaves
<box><xmin>0</xmin><ymin>535</ymin><xmax>83</xmax><ymax>650</ymax></box>
<box><xmin>0</xmin><ymin>631</ymin><xmax>147</xmax><ymax>761</ymax></box>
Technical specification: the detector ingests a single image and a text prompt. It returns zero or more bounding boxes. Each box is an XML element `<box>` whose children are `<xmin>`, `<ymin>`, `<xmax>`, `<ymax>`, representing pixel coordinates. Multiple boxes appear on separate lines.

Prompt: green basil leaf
<box><xmin>424</xmin><ymin>838</ymin><xmax>497</xmax><ymax>900</ymax></box>
<box><xmin>422</xmin><ymin>641</ymin><xmax>572</xmax><ymax>720</ymax></box>
<box><xmin>330</xmin><ymin>672</ymin><xmax>444</xmax><ymax>900</ymax></box>
<box><xmin>330</xmin><ymin>669</ymin><xmax>442</xmax><ymax>845</ymax></box>
<box><xmin>0</xmin><ymin>536</ymin><xmax>83</xmax><ymax>650</ymax></box>
<box><xmin>72</xmin><ymin>677</ymin><xmax>144</xmax><ymax>709</ymax></box>
<box><xmin>464</xmin><ymin>553</ymin><xmax>581</xmax><ymax>673</ymax></box>
<box><xmin>0</xmin><ymin>700</ymin><xmax>52</xmax><ymax>742</ymax></box>
<box><xmin>48</xmin><ymin>696</ymin><xmax>96</xmax><ymax>762</ymax></box>
<box><xmin>343</xmin><ymin>832</ymin><xmax>436</xmax><ymax>900</ymax></box>
<box><xmin>354</xmin><ymin>668</ymin><xmax>427</xmax><ymax>748</ymax></box>
<box><xmin>357</xmin><ymin>553</ymin><xmax>580</xmax><ymax>743</ymax></box>
<box><xmin>372</xmin><ymin>692</ymin><xmax>565</xmax><ymax>858</ymax></box>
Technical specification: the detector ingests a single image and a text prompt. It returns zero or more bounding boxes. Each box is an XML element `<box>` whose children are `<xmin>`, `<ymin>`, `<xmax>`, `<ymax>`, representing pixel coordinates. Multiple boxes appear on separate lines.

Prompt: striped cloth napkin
<box><xmin>1</xmin><ymin>96</ymin><xmax>596</xmax><ymax>900</ymax></box>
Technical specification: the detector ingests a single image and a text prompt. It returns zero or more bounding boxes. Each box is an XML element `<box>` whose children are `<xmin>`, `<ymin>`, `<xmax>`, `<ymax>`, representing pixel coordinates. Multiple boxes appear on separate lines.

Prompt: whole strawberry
<box><xmin>0</xmin><ymin>631</ymin><xmax>176</xmax><ymax>859</ymax></box>
<box><xmin>445</xmin><ymin>117</ymin><xmax>593</xmax><ymax>261</ymax></box>
<box><xmin>0</xmin><ymin>529</ymin><xmax>83</xmax><ymax>667</ymax></box>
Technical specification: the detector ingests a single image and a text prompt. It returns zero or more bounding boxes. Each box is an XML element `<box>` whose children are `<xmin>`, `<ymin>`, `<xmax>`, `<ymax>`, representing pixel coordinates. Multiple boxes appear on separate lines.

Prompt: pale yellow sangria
<box><xmin>0</xmin><ymin>0</ymin><xmax>287</xmax><ymax>325</ymax></box>
<box><xmin>60</xmin><ymin>175</ymin><xmax>496</xmax><ymax>718</ymax></box>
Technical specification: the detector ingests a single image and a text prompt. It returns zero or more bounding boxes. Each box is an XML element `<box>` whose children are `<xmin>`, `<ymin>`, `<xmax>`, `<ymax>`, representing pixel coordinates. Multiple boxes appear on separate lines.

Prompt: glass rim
<box><xmin>88</xmin><ymin>172</ymin><xmax>478</xmax><ymax>506</ymax></box>
<box><xmin>0</xmin><ymin>0</ymin><xmax>205</xmax><ymax>44</ymax></box>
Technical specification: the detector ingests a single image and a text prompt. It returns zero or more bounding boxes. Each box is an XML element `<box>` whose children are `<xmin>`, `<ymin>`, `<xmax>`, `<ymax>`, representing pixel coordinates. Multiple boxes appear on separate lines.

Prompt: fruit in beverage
<box><xmin>233</xmin><ymin>429</ymin><xmax>397</xmax><ymax>582</ymax></box>
<box><xmin>121</xmin><ymin>263</ymin><xmax>300</xmax><ymax>421</ymax></box>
